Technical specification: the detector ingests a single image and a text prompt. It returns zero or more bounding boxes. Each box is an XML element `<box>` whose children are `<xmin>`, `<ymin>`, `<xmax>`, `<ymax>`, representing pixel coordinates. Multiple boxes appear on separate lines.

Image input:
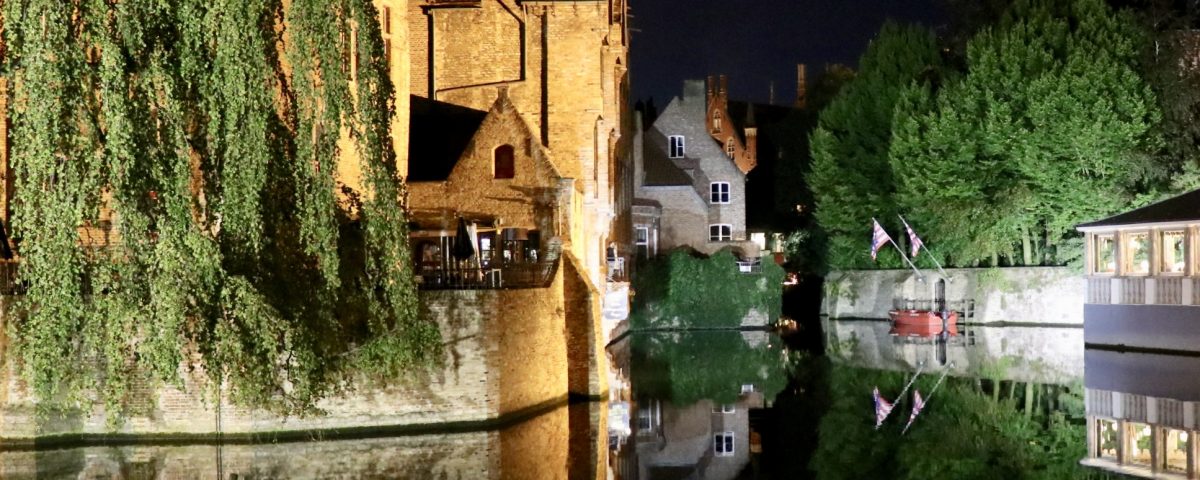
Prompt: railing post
<box><xmin>1185</xmin><ymin>279</ymin><xmax>1194</xmax><ymax>306</ymax></box>
<box><xmin>1111</xmin><ymin>277</ymin><xmax>1122</xmax><ymax>304</ymax></box>
<box><xmin>1146</xmin><ymin>277</ymin><xmax>1157</xmax><ymax>305</ymax></box>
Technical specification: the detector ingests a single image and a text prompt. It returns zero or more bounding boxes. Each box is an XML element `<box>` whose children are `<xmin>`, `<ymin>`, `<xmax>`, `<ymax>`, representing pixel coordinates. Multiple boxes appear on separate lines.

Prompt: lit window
<box><xmin>494</xmin><ymin>145</ymin><xmax>515</xmax><ymax>179</ymax></box>
<box><xmin>710</xmin><ymin>182</ymin><xmax>730</xmax><ymax>204</ymax></box>
<box><xmin>714</xmin><ymin>432</ymin><xmax>734</xmax><ymax>456</ymax></box>
<box><xmin>1162</xmin><ymin>230</ymin><xmax>1186</xmax><ymax>274</ymax></box>
<box><xmin>668</xmin><ymin>135</ymin><xmax>685</xmax><ymax>158</ymax></box>
<box><xmin>1165</xmin><ymin>428</ymin><xmax>1189</xmax><ymax>473</ymax></box>
<box><xmin>726</xmin><ymin>138</ymin><xmax>735</xmax><ymax>158</ymax></box>
<box><xmin>712</xmin><ymin>110</ymin><xmax>722</xmax><ymax>132</ymax></box>
<box><xmin>1126</xmin><ymin>232</ymin><xmax>1149</xmax><ymax>275</ymax></box>
<box><xmin>741</xmin><ymin>384</ymin><xmax>755</xmax><ymax>394</ymax></box>
<box><xmin>1128</xmin><ymin>423</ymin><xmax>1152</xmax><ymax>467</ymax></box>
<box><xmin>1094</xmin><ymin>234</ymin><xmax>1115</xmax><ymax>274</ymax></box>
<box><xmin>709</xmin><ymin>224</ymin><xmax>732</xmax><ymax>242</ymax></box>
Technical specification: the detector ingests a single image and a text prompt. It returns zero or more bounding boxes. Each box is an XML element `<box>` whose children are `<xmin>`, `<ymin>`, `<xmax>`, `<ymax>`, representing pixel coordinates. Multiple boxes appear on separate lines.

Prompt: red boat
<box><xmin>888</xmin><ymin>309</ymin><xmax>959</xmax><ymax>336</ymax></box>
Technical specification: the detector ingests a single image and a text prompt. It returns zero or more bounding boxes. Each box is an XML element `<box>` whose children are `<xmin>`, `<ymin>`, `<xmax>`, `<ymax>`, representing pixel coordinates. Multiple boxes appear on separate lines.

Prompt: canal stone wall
<box><xmin>0</xmin><ymin>253</ymin><xmax>607</xmax><ymax>440</ymax></box>
<box><xmin>822</xmin><ymin>267</ymin><xmax>1084</xmax><ymax>325</ymax></box>
<box><xmin>0</xmin><ymin>404</ymin><xmax>603</xmax><ymax>479</ymax></box>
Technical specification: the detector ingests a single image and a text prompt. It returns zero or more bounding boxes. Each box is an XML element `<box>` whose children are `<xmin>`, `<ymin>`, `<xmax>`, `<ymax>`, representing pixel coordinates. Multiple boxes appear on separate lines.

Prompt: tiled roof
<box><xmin>408</xmin><ymin>95</ymin><xmax>488</xmax><ymax>182</ymax></box>
<box><xmin>1077</xmin><ymin>189</ymin><xmax>1200</xmax><ymax>229</ymax></box>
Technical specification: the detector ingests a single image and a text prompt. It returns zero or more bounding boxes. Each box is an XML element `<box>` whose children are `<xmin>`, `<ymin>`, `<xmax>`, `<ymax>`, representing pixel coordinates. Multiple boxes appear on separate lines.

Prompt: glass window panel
<box><xmin>1098</xmin><ymin>419</ymin><xmax>1118</xmax><ymax>459</ymax></box>
<box><xmin>1162</xmin><ymin>230</ymin><xmax>1186</xmax><ymax>274</ymax></box>
<box><xmin>1128</xmin><ymin>422</ymin><xmax>1153</xmax><ymax>467</ymax></box>
<box><xmin>1127</xmin><ymin>233</ymin><xmax>1150</xmax><ymax>274</ymax></box>
<box><xmin>1096</xmin><ymin>235</ymin><xmax>1115</xmax><ymax>274</ymax></box>
<box><xmin>1164</xmin><ymin>428</ymin><xmax>1188</xmax><ymax>473</ymax></box>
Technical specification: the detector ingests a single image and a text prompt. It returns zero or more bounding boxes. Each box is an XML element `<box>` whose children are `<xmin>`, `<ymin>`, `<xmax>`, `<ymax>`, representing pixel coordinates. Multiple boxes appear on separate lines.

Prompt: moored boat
<box><xmin>888</xmin><ymin>309</ymin><xmax>958</xmax><ymax>336</ymax></box>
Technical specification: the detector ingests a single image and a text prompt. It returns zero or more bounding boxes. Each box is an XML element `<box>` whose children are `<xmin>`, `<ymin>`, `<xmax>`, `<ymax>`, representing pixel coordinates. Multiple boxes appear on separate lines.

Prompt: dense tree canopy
<box><xmin>808</xmin><ymin>0</ymin><xmax>1168</xmax><ymax>270</ymax></box>
<box><xmin>808</xmin><ymin>22</ymin><xmax>945</xmax><ymax>270</ymax></box>
<box><xmin>3</xmin><ymin>0</ymin><xmax>439</xmax><ymax>419</ymax></box>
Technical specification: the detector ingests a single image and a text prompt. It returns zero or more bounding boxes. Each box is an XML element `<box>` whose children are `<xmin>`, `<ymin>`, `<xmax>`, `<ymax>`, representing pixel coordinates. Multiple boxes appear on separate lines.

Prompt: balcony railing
<box><xmin>417</xmin><ymin>260</ymin><xmax>558</xmax><ymax>290</ymax></box>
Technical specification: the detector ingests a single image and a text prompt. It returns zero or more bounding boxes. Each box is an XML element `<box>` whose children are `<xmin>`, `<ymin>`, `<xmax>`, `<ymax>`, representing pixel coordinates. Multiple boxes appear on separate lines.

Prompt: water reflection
<box><xmin>608</xmin><ymin>331</ymin><xmax>791</xmax><ymax>480</ymax></box>
<box><xmin>1083</xmin><ymin>349</ymin><xmax>1200</xmax><ymax>478</ymax></box>
<box><xmin>0</xmin><ymin>402</ymin><xmax>607</xmax><ymax>479</ymax></box>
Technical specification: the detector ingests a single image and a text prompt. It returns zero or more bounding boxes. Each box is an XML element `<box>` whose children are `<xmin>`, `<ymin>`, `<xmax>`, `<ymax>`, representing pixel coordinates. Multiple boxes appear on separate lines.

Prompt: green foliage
<box><xmin>630</xmin><ymin>249</ymin><xmax>785</xmax><ymax>329</ymax></box>
<box><xmin>2</xmin><ymin>0</ymin><xmax>439</xmax><ymax>422</ymax></box>
<box><xmin>808</xmin><ymin>21</ymin><xmax>945</xmax><ymax>271</ymax></box>
<box><xmin>630</xmin><ymin>331</ymin><xmax>791</xmax><ymax>406</ymax></box>
<box><xmin>891</xmin><ymin>0</ymin><xmax>1160</xmax><ymax>268</ymax></box>
<box><xmin>811</xmin><ymin>366</ymin><xmax>1115</xmax><ymax>480</ymax></box>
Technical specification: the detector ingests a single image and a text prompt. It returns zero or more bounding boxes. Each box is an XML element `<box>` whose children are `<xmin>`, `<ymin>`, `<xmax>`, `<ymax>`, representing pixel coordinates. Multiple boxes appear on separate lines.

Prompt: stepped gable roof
<box><xmin>726</xmin><ymin>101</ymin><xmax>798</xmax><ymax>144</ymax></box>
<box><xmin>642</xmin><ymin>129</ymin><xmax>694</xmax><ymax>187</ymax></box>
<box><xmin>408</xmin><ymin>95</ymin><xmax>488</xmax><ymax>182</ymax></box>
<box><xmin>1077</xmin><ymin>189</ymin><xmax>1200</xmax><ymax>229</ymax></box>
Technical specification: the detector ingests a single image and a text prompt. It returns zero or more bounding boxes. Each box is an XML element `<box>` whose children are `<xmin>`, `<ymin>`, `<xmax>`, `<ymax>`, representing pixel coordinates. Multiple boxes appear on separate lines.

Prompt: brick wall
<box><xmin>0</xmin><ymin>275</ymin><xmax>574</xmax><ymax>439</ymax></box>
<box><xmin>408</xmin><ymin>90</ymin><xmax>560</xmax><ymax>232</ymax></box>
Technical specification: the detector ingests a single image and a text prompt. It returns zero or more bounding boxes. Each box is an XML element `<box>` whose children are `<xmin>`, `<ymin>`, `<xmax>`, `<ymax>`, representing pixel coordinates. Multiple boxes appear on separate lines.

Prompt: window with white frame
<box><xmin>741</xmin><ymin>384</ymin><xmax>755</xmax><ymax>394</ymax></box>
<box><xmin>1094</xmin><ymin>234</ymin><xmax>1115</xmax><ymax>274</ymax></box>
<box><xmin>712</xmin><ymin>404</ymin><xmax>735</xmax><ymax>414</ymax></box>
<box><xmin>1125</xmin><ymin>231</ymin><xmax>1150</xmax><ymax>275</ymax></box>
<box><xmin>710</xmin><ymin>182</ymin><xmax>730</xmax><ymax>204</ymax></box>
<box><xmin>709</xmin><ymin>224</ymin><xmax>732</xmax><ymax>242</ymax></box>
<box><xmin>1162</xmin><ymin>230</ymin><xmax>1186</xmax><ymax>274</ymax></box>
<box><xmin>714</xmin><ymin>432</ymin><xmax>734</xmax><ymax>456</ymax></box>
<box><xmin>726</xmin><ymin>138</ymin><xmax>735</xmax><ymax>158</ymax></box>
<box><xmin>668</xmin><ymin>135</ymin><xmax>685</xmax><ymax>158</ymax></box>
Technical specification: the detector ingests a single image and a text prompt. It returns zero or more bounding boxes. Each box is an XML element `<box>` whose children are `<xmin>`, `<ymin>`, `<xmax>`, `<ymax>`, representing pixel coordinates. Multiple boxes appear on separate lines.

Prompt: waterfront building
<box><xmin>631</xmin><ymin>79</ymin><xmax>759</xmax><ymax>260</ymax></box>
<box><xmin>1077</xmin><ymin>189</ymin><xmax>1200</xmax><ymax>478</ymax></box>
<box><xmin>1076</xmin><ymin>189</ymin><xmax>1200</xmax><ymax>352</ymax></box>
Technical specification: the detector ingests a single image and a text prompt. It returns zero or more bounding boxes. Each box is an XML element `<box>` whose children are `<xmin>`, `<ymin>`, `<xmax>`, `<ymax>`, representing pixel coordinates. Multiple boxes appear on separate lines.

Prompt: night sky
<box><xmin>629</xmin><ymin>0</ymin><xmax>948</xmax><ymax>106</ymax></box>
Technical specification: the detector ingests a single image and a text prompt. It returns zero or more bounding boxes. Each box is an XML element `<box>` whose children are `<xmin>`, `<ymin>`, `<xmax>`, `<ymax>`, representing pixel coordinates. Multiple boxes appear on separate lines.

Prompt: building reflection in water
<box><xmin>0</xmin><ymin>402</ymin><xmax>608</xmax><ymax>480</ymax></box>
<box><xmin>607</xmin><ymin>330</ymin><xmax>789</xmax><ymax>480</ymax></box>
<box><xmin>1083</xmin><ymin>349</ymin><xmax>1200</xmax><ymax>478</ymax></box>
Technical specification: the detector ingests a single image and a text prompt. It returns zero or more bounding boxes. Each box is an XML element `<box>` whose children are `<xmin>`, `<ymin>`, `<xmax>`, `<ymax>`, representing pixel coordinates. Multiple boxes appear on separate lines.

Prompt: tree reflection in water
<box><xmin>629</xmin><ymin>331</ymin><xmax>791</xmax><ymax>406</ymax></box>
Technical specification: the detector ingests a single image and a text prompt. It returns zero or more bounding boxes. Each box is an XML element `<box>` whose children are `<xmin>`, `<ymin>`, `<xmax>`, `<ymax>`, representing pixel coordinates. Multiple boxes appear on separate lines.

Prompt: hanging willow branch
<box><xmin>2</xmin><ymin>0</ymin><xmax>437</xmax><ymax>421</ymax></box>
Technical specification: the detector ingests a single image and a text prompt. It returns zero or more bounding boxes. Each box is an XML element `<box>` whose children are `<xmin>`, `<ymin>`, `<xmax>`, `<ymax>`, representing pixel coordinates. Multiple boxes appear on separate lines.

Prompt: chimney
<box><xmin>706</xmin><ymin>75</ymin><xmax>715</xmax><ymax>102</ymax></box>
<box><xmin>719</xmin><ymin>75</ymin><xmax>728</xmax><ymax>96</ymax></box>
<box><xmin>796</xmin><ymin>64</ymin><xmax>808</xmax><ymax>109</ymax></box>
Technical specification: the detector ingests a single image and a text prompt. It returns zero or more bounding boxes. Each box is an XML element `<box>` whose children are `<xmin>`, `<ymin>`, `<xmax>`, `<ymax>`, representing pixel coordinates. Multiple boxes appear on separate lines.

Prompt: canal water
<box><xmin>1</xmin><ymin>290</ymin><xmax>1116</xmax><ymax>479</ymax></box>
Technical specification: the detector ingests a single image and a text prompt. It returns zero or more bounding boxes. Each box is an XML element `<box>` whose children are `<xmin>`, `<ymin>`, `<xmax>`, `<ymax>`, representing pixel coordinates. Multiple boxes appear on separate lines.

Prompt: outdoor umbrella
<box><xmin>452</xmin><ymin>217</ymin><xmax>476</xmax><ymax>261</ymax></box>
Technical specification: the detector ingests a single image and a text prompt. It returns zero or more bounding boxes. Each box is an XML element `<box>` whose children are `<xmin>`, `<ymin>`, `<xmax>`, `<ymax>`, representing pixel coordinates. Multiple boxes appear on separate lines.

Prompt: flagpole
<box><xmin>893</xmin><ymin>360</ymin><xmax>925</xmax><ymax>405</ymax></box>
<box><xmin>873</xmin><ymin>217</ymin><xmax>923</xmax><ymax>279</ymax></box>
<box><xmin>902</xmin><ymin>362</ymin><xmax>955</xmax><ymax>435</ymax></box>
<box><xmin>898</xmin><ymin>214</ymin><xmax>949</xmax><ymax>279</ymax></box>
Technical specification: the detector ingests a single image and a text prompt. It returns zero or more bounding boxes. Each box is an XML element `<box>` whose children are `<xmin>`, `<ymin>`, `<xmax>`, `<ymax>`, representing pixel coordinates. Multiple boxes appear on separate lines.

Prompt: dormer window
<box><xmin>668</xmin><ymin>135</ymin><xmax>685</xmax><ymax>158</ymax></box>
<box><xmin>494</xmin><ymin>145</ymin><xmax>515</xmax><ymax>179</ymax></box>
<box><xmin>712</xmin><ymin>111</ymin><xmax>722</xmax><ymax>132</ymax></box>
<box><xmin>726</xmin><ymin>138</ymin><xmax>735</xmax><ymax>158</ymax></box>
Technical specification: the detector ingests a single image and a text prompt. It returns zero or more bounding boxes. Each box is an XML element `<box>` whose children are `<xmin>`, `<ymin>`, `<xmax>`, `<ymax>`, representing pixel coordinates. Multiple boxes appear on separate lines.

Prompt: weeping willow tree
<box><xmin>2</xmin><ymin>0</ymin><xmax>439</xmax><ymax>418</ymax></box>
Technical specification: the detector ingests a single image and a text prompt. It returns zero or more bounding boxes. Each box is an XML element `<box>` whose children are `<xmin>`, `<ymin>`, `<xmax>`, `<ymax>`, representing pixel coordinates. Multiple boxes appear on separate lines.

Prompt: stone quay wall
<box><xmin>0</xmin><ymin>254</ymin><xmax>606</xmax><ymax>441</ymax></box>
<box><xmin>822</xmin><ymin>267</ymin><xmax>1084</xmax><ymax>325</ymax></box>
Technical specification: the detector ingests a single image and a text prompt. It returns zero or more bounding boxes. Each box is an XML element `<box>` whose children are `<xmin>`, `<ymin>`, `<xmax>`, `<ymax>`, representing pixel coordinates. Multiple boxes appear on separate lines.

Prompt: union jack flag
<box><xmin>903</xmin><ymin>389</ymin><xmax>926</xmax><ymax>431</ymax></box>
<box><xmin>873</xmin><ymin>386</ymin><xmax>894</xmax><ymax>429</ymax></box>
<box><xmin>901</xmin><ymin>217</ymin><xmax>925</xmax><ymax>258</ymax></box>
<box><xmin>871</xmin><ymin>219</ymin><xmax>892</xmax><ymax>261</ymax></box>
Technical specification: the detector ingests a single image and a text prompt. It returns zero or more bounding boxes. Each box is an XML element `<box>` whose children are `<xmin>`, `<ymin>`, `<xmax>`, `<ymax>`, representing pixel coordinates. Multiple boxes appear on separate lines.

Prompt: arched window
<box><xmin>494</xmin><ymin>145</ymin><xmax>515</xmax><ymax>179</ymax></box>
<box><xmin>726</xmin><ymin>138</ymin><xmax>735</xmax><ymax>158</ymax></box>
<box><xmin>712</xmin><ymin>110</ymin><xmax>722</xmax><ymax>132</ymax></box>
